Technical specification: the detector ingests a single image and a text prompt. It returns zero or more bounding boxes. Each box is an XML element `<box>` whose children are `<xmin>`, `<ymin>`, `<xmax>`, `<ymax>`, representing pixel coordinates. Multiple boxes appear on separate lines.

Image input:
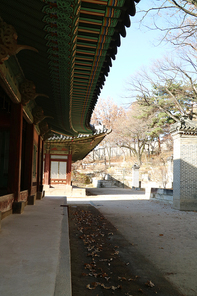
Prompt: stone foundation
<box><xmin>28</xmin><ymin>195</ymin><xmax>36</xmax><ymax>205</ymax></box>
<box><xmin>36</xmin><ymin>192</ymin><xmax>42</xmax><ymax>200</ymax></box>
<box><xmin>12</xmin><ymin>201</ymin><xmax>26</xmax><ymax>214</ymax></box>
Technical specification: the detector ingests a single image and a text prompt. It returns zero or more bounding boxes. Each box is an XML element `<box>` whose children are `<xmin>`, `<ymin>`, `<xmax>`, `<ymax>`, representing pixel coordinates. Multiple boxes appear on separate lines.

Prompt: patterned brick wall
<box><xmin>173</xmin><ymin>132</ymin><xmax>197</xmax><ymax>210</ymax></box>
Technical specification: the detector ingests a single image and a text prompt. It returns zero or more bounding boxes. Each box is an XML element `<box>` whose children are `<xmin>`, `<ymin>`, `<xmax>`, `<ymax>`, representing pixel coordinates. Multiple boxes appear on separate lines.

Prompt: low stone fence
<box><xmin>92</xmin><ymin>175</ymin><xmax>131</xmax><ymax>189</ymax></box>
<box><xmin>149</xmin><ymin>188</ymin><xmax>173</xmax><ymax>204</ymax></box>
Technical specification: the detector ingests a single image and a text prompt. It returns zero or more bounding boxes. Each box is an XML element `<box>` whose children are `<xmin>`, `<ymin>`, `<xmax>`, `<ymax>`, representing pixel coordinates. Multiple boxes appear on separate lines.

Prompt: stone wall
<box><xmin>173</xmin><ymin>133</ymin><xmax>197</xmax><ymax>210</ymax></box>
<box><xmin>150</xmin><ymin>188</ymin><xmax>173</xmax><ymax>204</ymax></box>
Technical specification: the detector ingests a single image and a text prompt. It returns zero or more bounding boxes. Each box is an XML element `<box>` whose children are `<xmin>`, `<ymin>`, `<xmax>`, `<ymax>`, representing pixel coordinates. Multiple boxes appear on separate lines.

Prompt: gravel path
<box><xmin>68</xmin><ymin>188</ymin><xmax>197</xmax><ymax>296</ymax></box>
<box><xmin>69</xmin><ymin>204</ymin><xmax>183</xmax><ymax>296</ymax></box>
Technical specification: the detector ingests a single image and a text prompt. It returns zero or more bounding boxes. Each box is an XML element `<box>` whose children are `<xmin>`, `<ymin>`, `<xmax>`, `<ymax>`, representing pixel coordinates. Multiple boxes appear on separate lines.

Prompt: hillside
<box><xmin>72</xmin><ymin>151</ymin><xmax>173</xmax><ymax>189</ymax></box>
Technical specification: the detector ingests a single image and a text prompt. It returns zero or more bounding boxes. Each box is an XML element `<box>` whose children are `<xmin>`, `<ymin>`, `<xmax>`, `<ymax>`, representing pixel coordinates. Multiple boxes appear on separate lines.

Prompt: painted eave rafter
<box><xmin>0</xmin><ymin>0</ymin><xmax>140</xmax><ymax>137</ymax></box>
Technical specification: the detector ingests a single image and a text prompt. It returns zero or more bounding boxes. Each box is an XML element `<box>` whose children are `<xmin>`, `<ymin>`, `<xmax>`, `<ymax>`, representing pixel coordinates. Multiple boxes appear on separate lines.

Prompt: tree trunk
<box><xmin>158</xmin><ymin>137</ymin><xmax>161</xmax><ymax>155</ymax></box>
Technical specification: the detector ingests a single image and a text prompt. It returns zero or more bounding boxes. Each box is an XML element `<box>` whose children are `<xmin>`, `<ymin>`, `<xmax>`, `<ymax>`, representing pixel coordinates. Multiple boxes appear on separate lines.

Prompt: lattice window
<box><xmin>51</xmin><ymin>161</ymin><xmax>67</xmax><ymax>179</ymax></box>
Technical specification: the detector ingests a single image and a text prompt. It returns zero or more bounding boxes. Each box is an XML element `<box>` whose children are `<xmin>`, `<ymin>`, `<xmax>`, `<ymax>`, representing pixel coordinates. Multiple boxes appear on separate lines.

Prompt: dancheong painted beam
<box><xmin>0</xmin><ymin>0</ymin><xmax>140</xmax><ymax>138</ymax></box>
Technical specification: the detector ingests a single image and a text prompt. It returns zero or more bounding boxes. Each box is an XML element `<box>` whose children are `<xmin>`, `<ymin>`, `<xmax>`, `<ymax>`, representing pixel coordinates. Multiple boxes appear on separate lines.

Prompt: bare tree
<box><xmin>91</xmin><ymin>97</ymin><xmax>125</xmax><ymax>129</ymax></box>
<box><xmin>113</xmin><ymin>102</ymin><xmax>156</xmax><ymax>165</ymax></box>
<box><xmin>91</xmin><ymin>98</ymin><xmax>125</xmax><ymax>166</ymax></box>
<box><xmin>128</xmin><ymin>55</ymin><xmax>197</xmax><ymax>122</ymax></box>
<box><xmin>138</xmin><ymin>0</ymin><xmax>197</xmax><ymax>50</ymax></box>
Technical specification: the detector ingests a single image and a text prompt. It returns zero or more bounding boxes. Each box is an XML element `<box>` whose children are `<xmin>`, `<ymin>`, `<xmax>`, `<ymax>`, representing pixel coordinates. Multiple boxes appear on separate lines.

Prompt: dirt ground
<box><xmin>69</xmin><ymin>204</ymin><xmax>183</xmax><ymax>296</ymax></box>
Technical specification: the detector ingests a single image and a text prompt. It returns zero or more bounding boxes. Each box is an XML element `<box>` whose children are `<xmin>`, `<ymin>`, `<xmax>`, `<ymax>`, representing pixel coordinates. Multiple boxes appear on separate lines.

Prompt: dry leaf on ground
<box><xmin>145</xmin><ymin>280</ymin><xmax>155</xmax><ymax>287</ymax></box>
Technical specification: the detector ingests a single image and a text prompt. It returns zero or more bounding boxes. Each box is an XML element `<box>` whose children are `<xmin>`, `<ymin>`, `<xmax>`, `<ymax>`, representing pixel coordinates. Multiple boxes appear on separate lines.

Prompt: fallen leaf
<box><xmin>118</xmin><ymin>276</ymin><xmax>127</xmax><ymax>281</ymax></box>
<box><xmin>102</xmin><ymin>273</ymin><xmax>108</xmax><ymax>278</ymax></box>
<box><xmin>101</xmin><ymin>284</ymin><xmax>111</xmax><ymax>289</ymax></box>
<box><xmin>145</xmin><ymin>280</ymin><xmax>155</xmax><ymax>288</ymax></box>
<box><xmin>86</xmin><ymin>284</ymin><xmax>96</xmax><ymax>290</ymax></box>
<box><xmin>112</xmin><ymin>250</ymin><xmax>119</xmax><ymax>255</ymax></box>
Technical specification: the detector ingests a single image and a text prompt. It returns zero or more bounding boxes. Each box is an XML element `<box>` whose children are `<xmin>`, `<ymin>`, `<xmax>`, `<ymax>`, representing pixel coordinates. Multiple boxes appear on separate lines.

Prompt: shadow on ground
<box><xmin>69</xmin><ymin>204</ymin><xmax>183</xmax><ymax>296</ymax></box>
<box><xmin>86</xmin><ymin>188</ymin><xmax>145</xmax><ymax>196</ymax></box>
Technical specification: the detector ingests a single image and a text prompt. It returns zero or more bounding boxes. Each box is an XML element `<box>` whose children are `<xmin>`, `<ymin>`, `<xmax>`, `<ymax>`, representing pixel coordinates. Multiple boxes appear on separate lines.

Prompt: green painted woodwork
<box><xmin>0</xmin><ymin>0</ymin><xmax>139</xmax><ymax>136</ymax></box>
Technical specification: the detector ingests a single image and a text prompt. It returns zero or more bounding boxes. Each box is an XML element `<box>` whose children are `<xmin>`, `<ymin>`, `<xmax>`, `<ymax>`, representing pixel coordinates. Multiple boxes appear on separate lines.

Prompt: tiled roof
<box><xmin>48</xmin><ymin>124</ymin><xmax>109</xmax><ymax>141</ymax></box>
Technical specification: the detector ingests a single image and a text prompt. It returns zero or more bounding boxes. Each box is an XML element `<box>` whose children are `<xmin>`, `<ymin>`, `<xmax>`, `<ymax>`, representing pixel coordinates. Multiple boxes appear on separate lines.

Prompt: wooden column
<box><xmin>24</xmin><ymin>123</ymin><xmax>34</xmax><ymax>197</ymax></box>
<box><xmin>8</xmin><ymin>103</ymin><xmax>23</xmax><ymax>201</ymax></box>
<box><xmin>40</xmin><ymin>139</ymin><xmax>44</xmax><ymax>187</ymax></box>
<box><xmin>44</xmin><ymin>151</ymin><xmax>50</xmax><ymax>185</ymax></box>
<box><xmin>67</xmin><ymin>152</ymin><xmax>72</xmax><ymax>185</ymax></box>
<box><xmin>36</xmin><ymin>135</ymin><xmax>44</xmax><ymax>199</ymax></box>
<box><xmin>37</xmin><ymin>135</ymin><xmax>41</xmax><ymax>192</ymax></box>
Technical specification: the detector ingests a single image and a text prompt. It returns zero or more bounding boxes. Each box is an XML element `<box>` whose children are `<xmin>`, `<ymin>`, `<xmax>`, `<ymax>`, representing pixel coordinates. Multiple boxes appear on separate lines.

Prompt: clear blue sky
<box><xmin>98</xmin><ymin>2</ymin><xmax>172</xmax><ymax>107</ymax></box>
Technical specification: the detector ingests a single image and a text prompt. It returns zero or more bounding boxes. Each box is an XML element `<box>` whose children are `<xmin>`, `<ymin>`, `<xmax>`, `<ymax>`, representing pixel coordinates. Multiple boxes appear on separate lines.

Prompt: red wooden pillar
<box><xmin>44</xmin><ymin>151</ymin><xmax>50</xmax><ymax>185</ymax></box>
<box><xmin>24</xmin><ymin>123</ymin><xmax>34</xmax><ymax>197</ymax></box>
<box><xmin>36</xmin><ymin>136</ymin><xmax>44</xmax><ymax>199</ymax></box>
<box><xmin>67</xmin><ymin>152</ymin><xmax>72</xmax><ymax>185</ymax></box>
<box><xmin>37</xmin><ymin>135</ymin><xmax>41</xmax><ymax>192</ymax></box>
<box><xmin>40</xmin><ymin>139</ymin><xmax>44</xmax><ymax>187</ymax></box>
<box><xmin>8</xmin><ymin>103</ymin><xmax>23</xmax><ymax>201</ymax></box>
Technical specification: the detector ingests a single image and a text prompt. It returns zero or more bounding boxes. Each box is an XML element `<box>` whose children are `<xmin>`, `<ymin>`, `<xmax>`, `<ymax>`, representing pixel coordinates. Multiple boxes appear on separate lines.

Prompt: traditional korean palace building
<box><xmin>44</xmin><ymin>127</ymin><xmax>110</xmax><ymax>186</ymax></box>
<box><xmin>0</xmin><ymin>0</ymin><xmax>140</xmax><ymax>219</ymax></box>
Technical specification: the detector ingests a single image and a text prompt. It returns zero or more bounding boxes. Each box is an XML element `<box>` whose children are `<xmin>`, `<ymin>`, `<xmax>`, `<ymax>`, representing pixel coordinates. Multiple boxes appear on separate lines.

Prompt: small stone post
<box><xmin>171</xmin><ymin>118</ymin><xmax>197</xmax><ymax>210</ymax></box>
<box><xmin>132</xmin><ymin>164</ymin><xmax>140</xmax><ymax>188</ymax></box>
